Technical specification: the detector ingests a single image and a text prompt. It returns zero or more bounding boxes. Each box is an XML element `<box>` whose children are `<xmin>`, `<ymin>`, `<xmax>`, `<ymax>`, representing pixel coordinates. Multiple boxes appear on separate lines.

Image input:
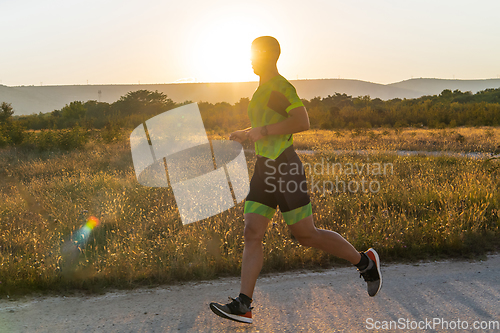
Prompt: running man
<box><xmin>209</xmin><ymin>36</ymin><xmax>382</xmax><ymax>324</ymax></box>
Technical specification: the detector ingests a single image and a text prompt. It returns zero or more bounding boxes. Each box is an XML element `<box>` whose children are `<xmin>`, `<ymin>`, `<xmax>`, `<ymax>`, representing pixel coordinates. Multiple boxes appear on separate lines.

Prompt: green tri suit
<box><xmin>244</xmin><ymin>75</ymin><xmax>312</xmax><ymax>225</ymax></box>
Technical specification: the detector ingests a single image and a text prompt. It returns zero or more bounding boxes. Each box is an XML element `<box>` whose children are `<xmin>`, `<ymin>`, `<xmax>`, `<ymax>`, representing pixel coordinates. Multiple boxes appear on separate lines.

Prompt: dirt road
<box><xmin>1</xmin><ymin>255</ymin><xmax>499</xmax><ymax>332</ymax></box>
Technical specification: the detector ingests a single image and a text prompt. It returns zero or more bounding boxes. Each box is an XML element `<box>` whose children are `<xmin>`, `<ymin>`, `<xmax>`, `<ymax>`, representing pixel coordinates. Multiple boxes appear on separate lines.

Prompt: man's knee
<box><xmin>244</xmin><ymin>214</ymin><xmax>268</xmax><ymax>241</ymax></box>
<box><xmin>244</xmin><ymin>224</ymin><xmax>265</xmax><ymax>241</ymax></box>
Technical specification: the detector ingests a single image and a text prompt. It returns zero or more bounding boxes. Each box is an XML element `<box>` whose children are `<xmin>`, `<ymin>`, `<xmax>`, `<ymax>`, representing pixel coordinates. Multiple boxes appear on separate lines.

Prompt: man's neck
<box><xmin>259</xmin><ymin>68</ymin><xmax>280</xmax><ymax>86</ymax></box>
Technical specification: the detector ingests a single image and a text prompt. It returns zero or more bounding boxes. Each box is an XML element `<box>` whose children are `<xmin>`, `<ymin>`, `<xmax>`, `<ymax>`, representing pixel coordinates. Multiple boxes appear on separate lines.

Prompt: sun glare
<box><xmin>188</xmin><ymin>15</ymin><xmax>266</xmax><ymax>83</ymax></box>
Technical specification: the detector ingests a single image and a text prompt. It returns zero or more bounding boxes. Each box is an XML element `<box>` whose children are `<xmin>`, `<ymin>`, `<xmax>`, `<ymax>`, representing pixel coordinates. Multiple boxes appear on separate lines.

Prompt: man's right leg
<box><xmin>240</xmin><ymin>213</ymin><xmax>270</xmax><ymax>298</ymax></box>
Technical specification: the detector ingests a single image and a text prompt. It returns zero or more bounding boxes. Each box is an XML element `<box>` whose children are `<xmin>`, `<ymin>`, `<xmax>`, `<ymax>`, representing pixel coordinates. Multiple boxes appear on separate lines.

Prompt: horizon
<box><xmin>3</xmin><ymin>76</ymin><xmax>500</xmax><ymax>89</ymax></box>
<box><xmin>1</xmin><ymin>1</ymin><xmax>499</xmax><ymax>87</ymax></box>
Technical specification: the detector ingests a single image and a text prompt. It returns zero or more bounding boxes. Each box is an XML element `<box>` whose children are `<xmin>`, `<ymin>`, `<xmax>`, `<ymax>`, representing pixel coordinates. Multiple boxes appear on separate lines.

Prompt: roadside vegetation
<box><xmin>1</xmin><ymin>128</ymin><xmax>499</xmax><ymax>296</ymax></box>
<box><xmin>0</xmin><ymin>88</ymin><xmax>499</xmax><ymax>296</ymax></box>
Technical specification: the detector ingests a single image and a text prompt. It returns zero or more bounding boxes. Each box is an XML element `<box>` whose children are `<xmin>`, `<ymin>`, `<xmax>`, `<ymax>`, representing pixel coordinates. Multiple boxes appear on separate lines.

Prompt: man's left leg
<box><xmin>288</xmin><ymin>215</ymin><xmax>382</xmax><ymax>296</ymax></box>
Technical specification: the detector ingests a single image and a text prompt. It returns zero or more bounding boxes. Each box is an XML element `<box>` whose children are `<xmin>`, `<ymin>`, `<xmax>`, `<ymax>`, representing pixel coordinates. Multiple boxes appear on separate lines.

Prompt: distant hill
<box><xmin>2</xmin><ymin>78</ymin><xmax>500</xmax><ymax>116</ymax></box>
<box><xmin>388</xmin><ymin>78</ymin><xmax>500</xmax><ymax>96</ymax></box>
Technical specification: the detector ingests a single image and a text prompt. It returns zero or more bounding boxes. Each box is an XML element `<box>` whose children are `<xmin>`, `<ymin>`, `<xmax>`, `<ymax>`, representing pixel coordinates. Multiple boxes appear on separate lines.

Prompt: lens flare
<box><xmin>61</xmin><ymin>215</ymin><xmax>100</xmax><ymax>275</ymax></box>
<box><xmin>74</xmin><ymin>216</ymin><xmax>100</xmax><ymax>244</ymax></box>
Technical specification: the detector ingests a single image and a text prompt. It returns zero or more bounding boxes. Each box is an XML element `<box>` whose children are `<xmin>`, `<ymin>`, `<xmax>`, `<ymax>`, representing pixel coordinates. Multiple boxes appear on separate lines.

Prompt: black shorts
<box><xmin>244</xmin><ymin>145</ymin><xmax>312</xmax><ymax>225</ymax></box>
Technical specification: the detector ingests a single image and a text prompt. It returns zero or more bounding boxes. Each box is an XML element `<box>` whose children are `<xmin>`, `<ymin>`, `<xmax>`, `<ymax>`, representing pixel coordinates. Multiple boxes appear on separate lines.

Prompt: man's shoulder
<box><xmin>269</xmin><ymin>75</ymin><xmax>296</xmax><ymax>91</ymax></box>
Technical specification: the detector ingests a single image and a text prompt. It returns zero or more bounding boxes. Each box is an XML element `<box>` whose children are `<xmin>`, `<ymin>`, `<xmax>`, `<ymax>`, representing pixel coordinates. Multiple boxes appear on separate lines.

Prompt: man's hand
<box><xmin>229</xmin><ymin>130</ymin><xmax>249</xmax><ymax>143</ymax></box>
<box><xmin>247</xmin><ymin>127</ymin><xmax>265</xmax><ymax>142</ymax></box>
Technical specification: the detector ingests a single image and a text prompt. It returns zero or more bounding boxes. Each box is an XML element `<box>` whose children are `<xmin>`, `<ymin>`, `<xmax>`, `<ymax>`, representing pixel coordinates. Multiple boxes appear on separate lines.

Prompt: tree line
<box><xmin>1</xmin><ymin>87</ymin><xmax>500</xmax><ymax>149</ymax></box>
<box><xmin>304</xmin><ymin>88</ymin><xmax>500</xmax><ymax>129</ymax></box>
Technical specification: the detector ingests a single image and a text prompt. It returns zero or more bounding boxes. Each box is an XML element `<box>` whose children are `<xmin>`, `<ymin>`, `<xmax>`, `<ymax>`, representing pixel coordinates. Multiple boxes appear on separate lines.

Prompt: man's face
<box><xmin>250</xmin><ymin>45</ymin><xmax>267</xmax><ymax>76</ymax></box>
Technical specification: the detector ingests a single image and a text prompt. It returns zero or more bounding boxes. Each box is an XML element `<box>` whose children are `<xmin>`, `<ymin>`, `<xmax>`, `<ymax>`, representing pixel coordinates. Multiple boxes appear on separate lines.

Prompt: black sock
<box><xmin>355</xmin><ymin>252</ymin><xmax>369</xmax><ymax>271</ymax></box>
<box><xmin>238</xmin><ymin>293</ymin><xmax>252</xmax><ymax>307</ymax></box>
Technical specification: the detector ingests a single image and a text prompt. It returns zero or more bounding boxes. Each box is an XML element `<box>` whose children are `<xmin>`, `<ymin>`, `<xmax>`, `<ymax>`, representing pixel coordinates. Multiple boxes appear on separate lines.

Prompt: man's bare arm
<box><xmin>229</xmin><ymin>127</ymin><xmax>252</xmax><ymax>143</ymax></box>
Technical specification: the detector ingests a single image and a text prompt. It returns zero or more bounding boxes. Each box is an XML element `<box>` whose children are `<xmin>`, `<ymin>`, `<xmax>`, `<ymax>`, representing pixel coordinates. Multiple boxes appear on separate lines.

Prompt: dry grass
<box><xmin>0</xmin><ymin>128</ymin><xmax>499</xmax><ymax>296</ymax></box>
<box><xmin>292</xmin><ymin>127</ymin><xmax>500</xmax><ymax>153</ymax></box>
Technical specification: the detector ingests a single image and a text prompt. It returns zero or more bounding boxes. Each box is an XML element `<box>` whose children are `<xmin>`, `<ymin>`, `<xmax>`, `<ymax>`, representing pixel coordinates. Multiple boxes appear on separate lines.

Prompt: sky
<box><xmin>1</xmin><ymin>0</ymin><xmax>499</xmax><ymax>86</ymax></box>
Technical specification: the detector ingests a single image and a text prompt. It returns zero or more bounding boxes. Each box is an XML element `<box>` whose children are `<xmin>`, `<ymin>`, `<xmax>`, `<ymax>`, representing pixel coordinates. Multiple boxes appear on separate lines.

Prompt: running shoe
<box><xmin>209</xmin><ymin>296</ymin><xmax>253</xmax><ymax>324</ymax></box>
<box><xmin>358</xmin><ymin>248</ymin><xmax>382</xmax><ymax>297</ymax></box>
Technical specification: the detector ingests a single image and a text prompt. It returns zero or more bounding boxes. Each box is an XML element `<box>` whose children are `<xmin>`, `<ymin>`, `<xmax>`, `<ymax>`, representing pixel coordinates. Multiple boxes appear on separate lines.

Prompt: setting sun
<box><xmin>188</xmin><ymin>14</ymin><xmax>270</xmax><ymax>83</ymax></box>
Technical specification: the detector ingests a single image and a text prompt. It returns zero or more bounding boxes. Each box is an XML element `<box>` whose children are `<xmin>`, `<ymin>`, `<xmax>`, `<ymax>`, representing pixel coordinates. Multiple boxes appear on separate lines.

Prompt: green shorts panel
<box><xmin>244</xmin><ymin>200</ymin><xmax>276</xmax><ymax>220</ymax></box>
<box><xmin>281</xmin><ymin>202</ymin><xmax>312</xmax><ymax>225</ymax></box>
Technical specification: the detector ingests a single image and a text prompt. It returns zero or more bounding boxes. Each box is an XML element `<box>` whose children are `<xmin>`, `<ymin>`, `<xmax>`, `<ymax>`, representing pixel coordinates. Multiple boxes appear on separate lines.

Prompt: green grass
<box><xmin>0</xmin><ymin>128</ymin><xmax>499</xmax><ymax>296</ymax></box>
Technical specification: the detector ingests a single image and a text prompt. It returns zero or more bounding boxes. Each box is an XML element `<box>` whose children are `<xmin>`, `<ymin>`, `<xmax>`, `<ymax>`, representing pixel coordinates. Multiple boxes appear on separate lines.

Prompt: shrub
<box><xmin>37</xmin><ymin>130</ymin><xmax>58</xmax><ymax>151</ymax></box>
<box><xmin>0</xmin><ymin>127</ymin><xmax>10</xmax><ymax>148</ymax></box>
<box><xmin>57</xmin><ymin>126</ymin><xmax>88</xmax><ymax>150</ymax></box>
<box><xmin>101</xmin><ymin>122</ymin><xmax>122</xmax><ymax>143</ymax></box>
<box><xmin>6</xmin><ymin>121</ymin><xmax>26</xmax><ymax>145</ymax></box>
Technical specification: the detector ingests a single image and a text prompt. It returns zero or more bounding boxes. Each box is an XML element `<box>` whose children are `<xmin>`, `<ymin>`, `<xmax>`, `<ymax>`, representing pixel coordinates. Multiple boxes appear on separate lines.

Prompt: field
<box><xmin>291</xmin><ymin>127</ymin><xmax>500</xmax><ymax>152</ymax></box>
<box><xmin>0</xmin><ymin>128</ymin><xmax>499</xmax><ymax>296</ymax></box>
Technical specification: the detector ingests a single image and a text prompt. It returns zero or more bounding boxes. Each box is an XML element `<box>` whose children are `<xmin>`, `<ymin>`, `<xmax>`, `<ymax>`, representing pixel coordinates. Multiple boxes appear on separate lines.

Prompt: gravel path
<box><xmin>1</xmin><ymin>255</ymin><xmax>499</xmax><ymax>332</ymax></box>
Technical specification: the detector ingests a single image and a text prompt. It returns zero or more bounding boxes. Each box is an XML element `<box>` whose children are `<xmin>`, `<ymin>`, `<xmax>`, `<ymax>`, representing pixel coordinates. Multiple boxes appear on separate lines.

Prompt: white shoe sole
<box><xmin>210</xmin><ymin>303</ymin><xmax>253</xmax><ymax>324</ymax></box>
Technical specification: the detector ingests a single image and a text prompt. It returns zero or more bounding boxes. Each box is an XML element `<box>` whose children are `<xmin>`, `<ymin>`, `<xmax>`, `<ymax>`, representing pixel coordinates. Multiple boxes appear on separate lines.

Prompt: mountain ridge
<box><xmin>2</xmin><ymin>78</ymin><xmax>500</xmax><ymax>116</ymax></box>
